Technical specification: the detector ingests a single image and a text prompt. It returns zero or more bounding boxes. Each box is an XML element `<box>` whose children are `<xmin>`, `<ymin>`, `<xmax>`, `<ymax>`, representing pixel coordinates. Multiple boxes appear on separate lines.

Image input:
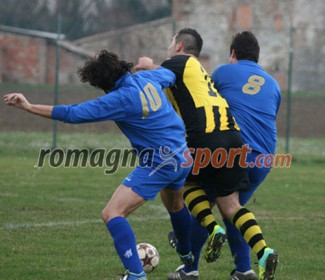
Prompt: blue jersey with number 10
<box><xmin>212</xmin><ymin>60</ymin><xmax>281</xmax><ymax>155</ymax></box>
<box><xmin>51</xmin><ymin>67</ymin><xmax>187</xmax><ymax>166</ymax></box>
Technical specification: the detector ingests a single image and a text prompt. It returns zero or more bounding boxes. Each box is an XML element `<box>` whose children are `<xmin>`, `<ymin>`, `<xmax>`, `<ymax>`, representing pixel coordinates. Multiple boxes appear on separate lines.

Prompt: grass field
<box><xmin>0</xmin><ymin>132</ymin><xmax>324</xmax><ymax>280</ymax></box>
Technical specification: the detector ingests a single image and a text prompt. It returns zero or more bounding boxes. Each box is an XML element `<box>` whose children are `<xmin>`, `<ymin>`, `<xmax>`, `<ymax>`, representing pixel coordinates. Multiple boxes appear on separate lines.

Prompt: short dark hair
<box><xmin>230</xmin><ymin>31</ymin><xmax>260</xmax><ymax>63</ymax></box>
<box><xmin>175</xmin><ymin>28</ymin><xmax>203</xmax><ymax>58</ymax></box>
<box><xmin>77</xmin><ymin>50</ymin><xmax>133</xmax><ymax>92</ymax></box>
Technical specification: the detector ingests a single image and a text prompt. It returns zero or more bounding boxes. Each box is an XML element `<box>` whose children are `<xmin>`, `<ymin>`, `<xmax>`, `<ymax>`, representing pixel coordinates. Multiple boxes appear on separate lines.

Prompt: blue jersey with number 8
<box><xmin>212</xmin><ymin>60</ymin><xmax>281</xmax><ymax>155</ymax></box>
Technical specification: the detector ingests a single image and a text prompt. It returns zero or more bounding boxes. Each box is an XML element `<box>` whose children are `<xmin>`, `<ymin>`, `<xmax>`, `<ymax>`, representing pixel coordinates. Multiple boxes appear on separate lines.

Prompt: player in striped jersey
<box><xmin>135</xmin><ymin>28</ymin><xmax>277</xmax><ymax>280</ymax></box>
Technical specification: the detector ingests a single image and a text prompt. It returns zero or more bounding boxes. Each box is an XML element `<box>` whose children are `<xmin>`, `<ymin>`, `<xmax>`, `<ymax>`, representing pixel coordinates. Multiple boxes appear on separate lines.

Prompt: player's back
<box><xmin>162</xmin><ymin>55</ymin><xmax>239</xmax><ymax>141</ymax></box>
<box><xmin>114</xmin><ymin>69</ymin><xmax>188</xmax><ymax>165</ymax></box>
<box><xmin>55</xmin><ymin>67</ymin><xmax>188</xmax><ymax>167</ymax></box>
<box><xmin>212</xmin><ymin>60</ymin><xmax>281</xmax><ymax>155</ymax></box>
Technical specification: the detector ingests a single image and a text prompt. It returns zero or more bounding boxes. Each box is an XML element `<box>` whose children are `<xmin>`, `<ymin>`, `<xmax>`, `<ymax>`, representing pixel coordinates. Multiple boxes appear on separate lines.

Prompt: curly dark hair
<box><xmin>230</xmin><ymin>31</ymin><xmax>260</xmax><ymax>63</ymax></box>
<box><xmin>77</xmin><ymin>50</ymin><xmax>133</xmax><ymax>93</ymax></box>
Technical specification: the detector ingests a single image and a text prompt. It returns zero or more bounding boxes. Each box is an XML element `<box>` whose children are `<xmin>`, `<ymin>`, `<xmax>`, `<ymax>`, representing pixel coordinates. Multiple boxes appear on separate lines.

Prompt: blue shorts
<box><xmin>239</xmin><ymin>151</ymin><xmax>270</xmax><ymax>205</ymax></box>
<box><xmin>122</xmin><ymin>164</ymin><xmax>191</xmax><ymax>201</ymax></box>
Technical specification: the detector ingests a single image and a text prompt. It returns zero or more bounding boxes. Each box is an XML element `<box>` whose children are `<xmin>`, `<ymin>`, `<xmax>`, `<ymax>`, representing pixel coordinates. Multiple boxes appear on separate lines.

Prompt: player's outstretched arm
<box><xmin>3</xmin><ymin>93</ymin><xmax>53</xmax><ymax>119</ymax></box>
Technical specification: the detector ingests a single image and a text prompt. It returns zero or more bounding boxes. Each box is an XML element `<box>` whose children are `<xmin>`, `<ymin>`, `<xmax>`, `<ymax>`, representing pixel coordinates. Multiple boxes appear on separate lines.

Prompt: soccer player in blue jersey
<box><xmin>3</xmin><ymin>50</ymin><xmax>194</xmax><ymax>280</ymax></box>
<box><xmin>166</xmin><ymin>31</ymin><xmax>281</xmax><ymax>280</ymax></box>
<box><xmin>211</xmin><ymin>31</ymin><xmax>281</xmax><ymax>280</ymax></box>
<box><xmin>136</xmin><ymin>29</ymin><xmax>279</xmax><ymax>280</ymax></box>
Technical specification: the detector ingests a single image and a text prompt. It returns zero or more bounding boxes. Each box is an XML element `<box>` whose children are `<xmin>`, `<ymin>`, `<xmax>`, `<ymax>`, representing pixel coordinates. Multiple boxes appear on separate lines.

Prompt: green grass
<box><xmin>276</xmin><ymin>137</ymin><xmax>325</xmax><ymax>163</ymax></box>
<box><xmin>0</xmin><ymin>132</ymin><xmax>324</xmax><ymax>279</ymax></box>
<box><xmin>281</xmin><ymin>91</ymin><xmax>325</xmax><ymax>98</ymax></box>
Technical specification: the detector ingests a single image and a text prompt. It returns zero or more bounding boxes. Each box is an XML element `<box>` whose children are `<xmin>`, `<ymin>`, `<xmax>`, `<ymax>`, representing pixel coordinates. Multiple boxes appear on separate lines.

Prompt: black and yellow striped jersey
<box><xmin>161</xmin><ymin>55</ymin><xmax>239</xmax><ymax>139</ymax></box>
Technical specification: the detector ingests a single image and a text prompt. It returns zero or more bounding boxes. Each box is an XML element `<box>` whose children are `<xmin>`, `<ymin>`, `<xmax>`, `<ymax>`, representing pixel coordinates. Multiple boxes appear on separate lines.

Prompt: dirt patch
<box><xmin>277</xmin><ymin>95</ymin><xmax>325</xmax><ymax>137</ymax></box>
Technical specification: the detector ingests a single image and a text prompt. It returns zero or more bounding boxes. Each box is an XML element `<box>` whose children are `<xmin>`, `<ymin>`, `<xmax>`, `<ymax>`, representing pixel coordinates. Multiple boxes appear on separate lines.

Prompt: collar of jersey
<box><xmin>111</xmin><ymin>72</ymin><xmax>131</xmax><ymax>91</ymax></box>
<box><xmin>238</xmin><ymin>60</ymin><xmax>262</xmax><ymax>69</ymax></box>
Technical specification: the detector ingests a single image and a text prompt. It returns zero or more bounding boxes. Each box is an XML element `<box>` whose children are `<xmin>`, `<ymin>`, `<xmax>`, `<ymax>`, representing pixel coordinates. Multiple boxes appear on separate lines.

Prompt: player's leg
<box><xmin>181</xmin><ymin>131</ymin><xmax>248</xmax><ymax>263</ymax></box>
<box><xmin>172</xmin><ymin>145</ymin><xmax>229</xmax><ymax>265</ymax></box>
<box><xmin>160</xmin><ymin>186</ymin><xmax>193</xmax><ymax>265</ymax></box>
<box><xmin>101</xmin><ymin>184</ymin><xmax>147</xmax><ymax>279</ymax></box>
<box><xmin>183</xmin><ymin>184</ymin><xmax>220</xmax><ymax>235</ymax></box>
<box><xmin>188</xmin><ymin>215</ymin><xmax>208</xmax><ymax>271</ymax></box>
<box><xmin>166</xmin><ymin>214</ymin><xmax>207</xmax><ymax>280</ymax></box>
<box><xmin>225</xmin><ymin>152</ymin><xmax>271</xmax><ymax>279</ymax></box>
<box><xmin>165</xmin><ymin>170</ymin><xmax>220</xmax><ymax>278</ymax></box>
<box><xmin>217</xmin><ymin>193</ymin><xmax>278</xmax><ymax>280</ymax></box>
<box><xmin>102</xmin><ymin>164</ymin><xmax>189</xmax><ymax>279</ymax></box>
<box><xmin>223</xmin><ymin>200</ymin><xmax>255</xmax><ymax>279</ymax></box>
<box><xmin>220</xmin><ymin>188</ymin><xmax>257</xmax><ymax>279</ymax></box>
<box><xmin>182</xmin><ymin>184</ymin><xmax>227</xmax><ymax>263</ymax></box>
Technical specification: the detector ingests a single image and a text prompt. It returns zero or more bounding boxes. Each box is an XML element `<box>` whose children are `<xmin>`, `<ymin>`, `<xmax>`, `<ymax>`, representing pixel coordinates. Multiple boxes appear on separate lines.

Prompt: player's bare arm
<box><xmin>3</xmin><ymin>93</ymin><xmax>53</xmax><ymax>119</ymax></box>
<box><xmin>134</xmin><ymin>56</ymin><xmax>159</xmax><ymax>71</ymax></box>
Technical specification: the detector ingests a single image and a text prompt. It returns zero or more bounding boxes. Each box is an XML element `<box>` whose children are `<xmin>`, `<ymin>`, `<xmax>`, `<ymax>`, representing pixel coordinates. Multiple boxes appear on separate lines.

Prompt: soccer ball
<box><xmin>136</xmin><ymin>243</ymin><xmax>160</xmax><ymax>273</ymax></box>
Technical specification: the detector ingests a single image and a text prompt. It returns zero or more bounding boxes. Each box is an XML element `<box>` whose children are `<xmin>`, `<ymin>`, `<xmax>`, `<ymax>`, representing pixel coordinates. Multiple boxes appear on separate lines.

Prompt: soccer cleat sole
<box><xmin>205</xmin><ymin>233</ymin><xmax>227</xmax><ymax>263</ymax></box>
<box><xmin>263</xmin><ymin>252</ymin><xmax>279</xmax><ymax>280</ymax></box>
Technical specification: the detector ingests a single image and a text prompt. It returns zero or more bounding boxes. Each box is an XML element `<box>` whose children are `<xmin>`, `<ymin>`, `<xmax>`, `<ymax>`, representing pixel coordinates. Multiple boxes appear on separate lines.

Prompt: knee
<box><xmin>219</xmin><ymin>203</ymin><xmax>242</xmax><ymax>220</ymax></box>
<box><xmin>161</xmin><ymin>189</ymin><xmax>185</xmax><ymax>212</ymax></box>
<box><xmin>166</xmin><ymin>198</ymin><xmax>185</xmax><ymax>213</ymax></box>
<box><xmin>222</xmin><ymin>209</ymin><xmax>235</xmax><ymax>220</ymax></box>
<box><xmin>100</xmin><ymin>208</ymin><xmax>109</xmax><ymax>224</ymax></box>
<box><xmin>101</xmin><ymin>207</ymin><xmax>116</xmax><ymax>224</ymax></box>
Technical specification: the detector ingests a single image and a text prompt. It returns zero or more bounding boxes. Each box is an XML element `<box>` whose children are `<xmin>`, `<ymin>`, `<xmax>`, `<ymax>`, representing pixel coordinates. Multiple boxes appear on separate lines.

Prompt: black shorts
<box><xmin>186</xmin><ymin>130</ymin><xmax>250</xmax><ymax>197</ymax></box>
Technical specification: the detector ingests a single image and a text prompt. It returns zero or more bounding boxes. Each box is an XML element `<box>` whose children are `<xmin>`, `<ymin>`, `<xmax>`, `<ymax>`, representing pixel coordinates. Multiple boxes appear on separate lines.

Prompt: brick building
<box><xmin>74</xmin><ymin>0</ymin><xmax>324</xmax><ymax>93</ymax></box>
<box><xmin>0</xmin><ymin>25</ymin><xmax>93</xmax><ymax>85</ymax></box>
<box><xmin>0</xmin><ymin>0</ymin><xmax>324</xmax><ymax>92</ymax></box>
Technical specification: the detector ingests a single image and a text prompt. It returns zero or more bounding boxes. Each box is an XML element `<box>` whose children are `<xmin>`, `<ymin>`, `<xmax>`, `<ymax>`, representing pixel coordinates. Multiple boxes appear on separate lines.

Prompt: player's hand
<box><xmin>3</xmin><ymin>93</ymin><xmax>31</xmax><ymax>111</ymax></box>
<box><xmin>134</xmin><ymin>56</ymin><xmax>155</xmax><ymax>71</ymax></box>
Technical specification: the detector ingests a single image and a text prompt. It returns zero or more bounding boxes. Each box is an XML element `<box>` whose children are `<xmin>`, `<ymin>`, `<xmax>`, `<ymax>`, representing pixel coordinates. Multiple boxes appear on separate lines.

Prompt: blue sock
<box><xmin>184</xmin><ymin>215</ymin><xmax>208</xmax><ymax>273</ymax></box>
<box><xmin>224</xmin><ymin>218</ymin><xmax>251</xmax><ymax>272</ymax></box>
<box><xmin>106</xmin><ymin>217</ymin><xmax>144</xmax><ymax>275</ymax></box>
<box><xmin>169</xmin><ymin>204</ymin><xmax>191</xmax><ymax>256</ymax></box>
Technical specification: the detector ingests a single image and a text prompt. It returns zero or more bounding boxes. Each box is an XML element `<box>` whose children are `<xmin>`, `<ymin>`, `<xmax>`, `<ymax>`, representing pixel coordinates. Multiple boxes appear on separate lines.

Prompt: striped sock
<box><xmin>183</xmin><ymin>185</ymin><xmax>218</xmax><ymax>235</ymax></box>
<box><xmin>231</xmin><ymin>207</ymin><xmax>268</xmax><ymax>260</ymax></box>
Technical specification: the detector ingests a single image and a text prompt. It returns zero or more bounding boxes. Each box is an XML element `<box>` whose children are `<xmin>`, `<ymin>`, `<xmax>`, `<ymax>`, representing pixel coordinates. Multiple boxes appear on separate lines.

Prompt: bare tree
<box><xmin>0</xmin><ymin>0</ymin><xmax>171</xmax><ymax>39</ymax></box>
